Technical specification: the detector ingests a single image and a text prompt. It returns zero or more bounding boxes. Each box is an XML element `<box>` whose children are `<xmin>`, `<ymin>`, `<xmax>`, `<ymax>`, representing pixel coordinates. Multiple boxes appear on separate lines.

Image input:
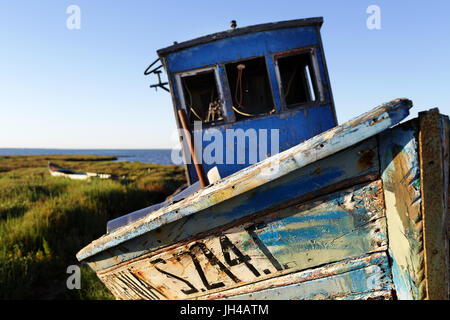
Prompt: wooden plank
<box><xmin>335</xmin><ymin>290</ymin><xmax>392</xmax><ymax>300</ymax></box>
<box><xmin>443</xmin><ymin>116</ymin><xmax>449</xmax><ymax>299</ymax></box>
<box><xmin>443</xmin><ymin>117</ymin><xmax>450</xmax><ymax>250</ymax></box>
<box><xmin>379</xmin><ymin>119</ymin><xmax>424</xmax><ymax>300</ymax></box>
<box><xmin>86</xmin><ymin>137</ymin><xmax>381</xmax><ymax>272</ymax></box>
<box><xmin>77</xmin><ymin>98</ymin><xmax>411</xmax><ymax>262</ymax></box>
<box><xmin>97</xmin><ymin>180</ymin><xmax>387</xmax><ymax>300</ymax></box>
<box><xmin>418</xmin><ymin>109</ymin><xmax>449</xmax><ymax>300</ymax></box>
<box><xmin>208</xmin><ymin>252</ymin><xmax>392</xmax><ymax>300</ymax></box>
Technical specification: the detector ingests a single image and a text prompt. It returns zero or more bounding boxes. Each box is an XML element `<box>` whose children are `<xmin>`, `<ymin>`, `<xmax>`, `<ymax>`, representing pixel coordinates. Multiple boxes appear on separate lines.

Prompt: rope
<box><xmin>232</xmin><ymin>105</ymin><xmax>276</xmax><ymax>117</ymax></box>
<box><xmin>234</xmin><ymin>64</ymin><xmax>245</xmax><ymax>107</ymax></box>
<box><xmin>183</xmin><ymin>79</ymin><xmax>203</xmax><ymax>121</ymax></box>
<box><xmin>232</xmin><ymin>105</ymin><xmax>257</xmax><ymax>117</ymax></box>
<box><xmin>190</xmin><ymin>107</ymin><xmax>203</xmax><ymax>121</ymax></box>
<box><xmin>231</xmin><ymin>63</ymin><xmax>276</xmax><ymax>117</ymax></box>
<box><xmin>232</xmin><ymin>64</ymin><xmax>259</xmax><ymax>117</ymax></box>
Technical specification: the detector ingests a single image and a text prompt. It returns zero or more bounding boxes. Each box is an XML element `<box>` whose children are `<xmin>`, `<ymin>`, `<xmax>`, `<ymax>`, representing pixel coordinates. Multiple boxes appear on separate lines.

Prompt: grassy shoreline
<box><xmin>0</xmin><ymin>155</ymin><xmax>186</xmax><ymax>299</ymax></box>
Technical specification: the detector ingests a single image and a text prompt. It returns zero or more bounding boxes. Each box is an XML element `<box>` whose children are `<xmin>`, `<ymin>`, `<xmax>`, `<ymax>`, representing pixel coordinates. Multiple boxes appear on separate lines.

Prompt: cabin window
<box><xmin>225</xmin><ymin>57</ymin><xmax>274</xmax><ymax>120</ymax></box>
<box><xmin>277</xmin><ymin>51</ymin><xmax>320</xmax><ymax>109</ymax></box>
<box><xmin>180</xmin><ymin>70</ymin><xmax>223</xmax><ymax>125</ymax></box>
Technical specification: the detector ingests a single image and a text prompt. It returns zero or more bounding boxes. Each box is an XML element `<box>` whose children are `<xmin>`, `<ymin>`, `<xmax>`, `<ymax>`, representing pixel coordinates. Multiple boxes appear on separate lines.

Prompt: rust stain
<box><xmin>391</xmin><ymin>146</ymin><xmax>421</xmax><ymax>229</ymax></box>
<box><xmin>311</xmin><ymin>167</ymin><xmax>322</xmax><ymax>176</ymax></box>
<box><xmin>369</xmin><ymin>117</ymin><xmax>383</xmax><ymax>126</ymax></box>
<box><xmin>380</xmin><ymin>121</ymin><xmax>429</xmax><ymax>300</ymax></box>
<box><xmin>169</xmin><ymin>259</ymin><xmax>178</xmax><ymax>266</ymax></box>
<box><xmin>156</xmin><ymin>285</ymin><xmax>166</xmax><ymax>293</ymax></box>
<box><xmin>134</xmin><ymin>270</ymin><xmax>147</xmax><ymax>282</ymax></box>
<box><xmin>357</xmin><ymin>149</ymin><xmax>375</xmax><ymax>171</ymax></box>
<box><xmin>273</xmin><ymin>47</ymin><xmax>315</xmax><ymax>59</ymax></box>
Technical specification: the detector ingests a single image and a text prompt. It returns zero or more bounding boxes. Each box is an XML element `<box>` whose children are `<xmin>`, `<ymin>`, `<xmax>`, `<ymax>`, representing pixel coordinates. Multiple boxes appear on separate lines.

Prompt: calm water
<box><xmin>0</xmin><ymin>149</ymin><xmax>175</xmax><ymax>165</ymax></box>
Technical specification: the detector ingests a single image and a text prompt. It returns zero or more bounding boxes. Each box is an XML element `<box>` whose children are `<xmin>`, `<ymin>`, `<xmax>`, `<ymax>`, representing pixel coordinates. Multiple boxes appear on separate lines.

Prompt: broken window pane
<box><xmin>225</xmin><ymin>57</ymin><xmax>274</xmax><ymax>120</ymax></box>
<box><xmin>278</xmin><ymin>52</ymin><xmax>319</xmax><ymax>109</ymax></box>
<box><xmin>181</xmin><ymin>70</ymin><xmax>223</xmax><ymax>125</ymax></box>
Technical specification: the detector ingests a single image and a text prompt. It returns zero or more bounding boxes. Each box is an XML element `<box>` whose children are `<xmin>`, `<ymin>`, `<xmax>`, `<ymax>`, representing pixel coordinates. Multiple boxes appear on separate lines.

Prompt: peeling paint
<box><xmin>380</xmin><ymin>120</ymin><xmax>423</xmax><ymax>300</ymax></box>
<box><xmin>95</xmin><ymin>181</ymin><xmax>387</xmax><ymax>300</ymax></box>
<box><xmin>77</xmin><ymin>98</ymin><xmax>411</xmax><ymax>263</ymax></box>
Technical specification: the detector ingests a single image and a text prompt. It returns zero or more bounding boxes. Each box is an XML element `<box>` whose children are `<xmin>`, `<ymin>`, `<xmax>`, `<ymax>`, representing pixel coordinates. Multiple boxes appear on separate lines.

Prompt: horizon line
<box><xmin>0</xmin><ymin>147</ymin><xmax>177</xmax><ymax>150</ymax></box>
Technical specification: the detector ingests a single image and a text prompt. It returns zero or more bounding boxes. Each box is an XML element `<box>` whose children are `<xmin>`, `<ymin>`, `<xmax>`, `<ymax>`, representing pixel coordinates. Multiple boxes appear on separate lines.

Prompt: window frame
<box><xmin>223</xmin><ymin>55</ymin><xmax>277</xmax><ymax>122</ymax></box>
<box><xmin>273</xmin><ymin>47</ymin><xmax>325</xmax><ymax>112</ymax></box>
<box><xmin>175</xmin><ymin>65</ymin><xmax>227</xmax><ymax>126</ymax></box>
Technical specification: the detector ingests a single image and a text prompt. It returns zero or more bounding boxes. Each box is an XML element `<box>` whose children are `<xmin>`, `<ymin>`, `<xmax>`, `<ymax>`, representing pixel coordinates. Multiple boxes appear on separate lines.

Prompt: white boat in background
<box><xmin>48</xmin><ymin>162</ymin><xmax>118</xmax><ymax>180</ymax></box>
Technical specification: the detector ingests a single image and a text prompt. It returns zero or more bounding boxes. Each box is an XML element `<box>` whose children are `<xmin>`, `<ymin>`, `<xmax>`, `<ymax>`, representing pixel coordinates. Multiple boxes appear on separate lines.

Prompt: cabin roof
<box><xmin>157</xmin><ymin>17</ymin><xmax>324</xmax><ymax>56</ymax></box>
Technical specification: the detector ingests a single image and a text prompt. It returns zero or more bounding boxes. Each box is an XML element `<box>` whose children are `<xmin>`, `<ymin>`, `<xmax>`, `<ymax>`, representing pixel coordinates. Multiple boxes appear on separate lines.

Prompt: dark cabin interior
<box><xmin>225</xmin><ymin>57</ymin><xmax>274</xmax><ymax>120</ymax></box>
<box><xmin>181</xmin><ymin>70</ymin><xmax>220</xmax><ymax>125</ymax></box>
<box><xmin>277</xmin><ymin>52</ymin><xmax>318</xmax><ymax>108</ymax></box>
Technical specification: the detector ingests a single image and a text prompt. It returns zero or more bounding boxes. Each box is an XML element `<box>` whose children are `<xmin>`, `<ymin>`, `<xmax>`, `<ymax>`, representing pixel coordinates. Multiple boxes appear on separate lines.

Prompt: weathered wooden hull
<box><xmin>76</xmin><ymin>100</ymin><xmax>449</xmax><ymax>300</ymax></box>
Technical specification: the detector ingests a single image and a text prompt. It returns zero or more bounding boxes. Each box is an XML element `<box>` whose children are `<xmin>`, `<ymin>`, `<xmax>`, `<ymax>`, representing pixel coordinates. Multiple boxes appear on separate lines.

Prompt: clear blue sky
<box><xmin>1</xmin><ymin>0</ymin><xmax>449</xmax><ymax>149</ymax></box>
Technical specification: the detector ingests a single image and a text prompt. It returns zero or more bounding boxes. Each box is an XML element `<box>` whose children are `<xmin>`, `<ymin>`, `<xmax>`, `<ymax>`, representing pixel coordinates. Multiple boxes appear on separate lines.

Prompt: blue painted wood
<box><xmin>77</xmin><ymin>99</ymin><xmax>411</xmax><ymax>264</ymax></box>
<box><xmin>379</xmin><ymin>119</ymin><xmax>424</xmax><ymax>300</ymax></box>
<box><xmin>164</xmin><ymin>27</ymin><xmax>320</xmax><ymax>74</ymax></box>
<box><xmin>192</xmin><ymin>104</ymin><xmax>336</xmax><ymax>183</ymax></box>
<box><xmin>83</xmin><ymin>137</ymin><xmax>380</xmax><ymax>272</ymax></box>
<box><xmin>216</xmin><ymin>253</ymin><xmax>392</xmax><ymax>300</ymax></box>
<box><xmin>96</xmin><ymin>182</ymin><xmax>387</xmax><ymax>300</ymax></box>
<box><xmin>160</xmin><ymin>23</ymin><xmax>337</xmax><ymax>184</ymax></box>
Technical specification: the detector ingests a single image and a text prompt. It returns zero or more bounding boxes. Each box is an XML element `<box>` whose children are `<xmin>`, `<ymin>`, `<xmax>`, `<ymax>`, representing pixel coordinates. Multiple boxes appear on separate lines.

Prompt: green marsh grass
<box><xmin>0</xmin><ymin>155</ymin><xmax>186</xmax><ymax>299</ymax></box>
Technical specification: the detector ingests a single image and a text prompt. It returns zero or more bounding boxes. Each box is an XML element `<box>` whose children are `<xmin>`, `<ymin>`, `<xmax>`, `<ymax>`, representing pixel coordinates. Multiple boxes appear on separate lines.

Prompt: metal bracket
<box><xmin>144</xmin><ymin>58</ymin><xmax>170</xmax><ymax>92</ymax></box>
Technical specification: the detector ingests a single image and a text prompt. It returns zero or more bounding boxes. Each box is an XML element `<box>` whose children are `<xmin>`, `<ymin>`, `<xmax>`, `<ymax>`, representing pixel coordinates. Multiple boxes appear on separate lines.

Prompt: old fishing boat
<box><xmin>76</xmin><ymin>17</ymin><xmax>449</xmax><ymax>300</ymax></box>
